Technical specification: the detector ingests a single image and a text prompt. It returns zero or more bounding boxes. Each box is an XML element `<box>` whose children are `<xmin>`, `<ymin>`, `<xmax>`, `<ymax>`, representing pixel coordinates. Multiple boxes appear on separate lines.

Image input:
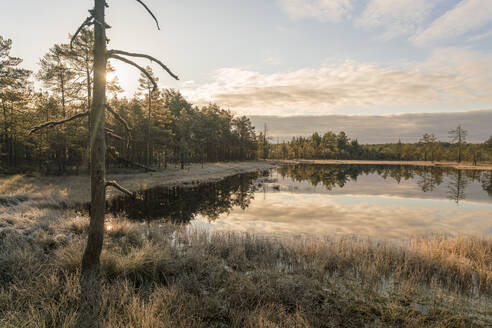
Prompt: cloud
<box><xmin>182</xmin><ymin>48</ymin><xmax>492</xmax><ymax>116</ymax></box>
<box><xmin>249</xmin><ymin>109</ymin><xmax>492</xmax><ymax>144</ymax></box>
<box><xmin>277</xmin><ymin>0</ymin><xmax>353</xmax><ymax>23</ymax></box>
<box><xmin>194</xmin><ymin>192</ymin><xmax>491</xmax><ymax>238</ymax></box>
<box><xmin>278</xmin><ymin>0</ymin><xmax>492</xmax><ymax>44</ymax></box>
<box><xmin>468</xmin><ymin>30</ymin><xmax>492</xmax><ymax>42</ymax></box>
<box><xmin>414</xmin><ymin>0</ymin><xmax>492</xmax><ymax>45</ymax></box>
<box><xmin>356</xmin><ymin>0</ymin><xmax>440</xmax><ymax>40</ymax></box>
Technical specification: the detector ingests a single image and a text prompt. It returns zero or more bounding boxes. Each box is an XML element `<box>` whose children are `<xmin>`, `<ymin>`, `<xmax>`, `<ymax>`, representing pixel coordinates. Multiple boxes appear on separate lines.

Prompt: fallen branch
<box><xmin>135</xmin><ymin>0</ymin><xmax>160</xmax><ymax>30</ymax></box>
<box><xmin>29</xmin><ymin>111</ymin><xmax>89</xmax><ymax>135</ymax></box>
<box><xmin>105</xmin><ymin>180</ymin><xmax>134</xmax><ymax>197</ymax></box>
<box><xmin>107</xmin><ymin>49</ymin><xmax>179</xmax><ymax>80</ymax></box>
<box><xmin>108</xmin><ymin>54</ymin><xmax>159</xmax><ymax>91</ymax></box>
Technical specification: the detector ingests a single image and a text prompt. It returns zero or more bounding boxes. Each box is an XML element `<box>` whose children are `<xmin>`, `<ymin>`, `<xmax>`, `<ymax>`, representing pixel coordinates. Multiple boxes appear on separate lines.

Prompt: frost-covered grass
<box><xmin>1</xmin><ymin>164</ymin><xmax>491</xmax><ymax>327</ymax></box>
<box><xmin>0</xmin><ymin>213</ymin><xmax>490</xmax><ymax>327</ymax></box>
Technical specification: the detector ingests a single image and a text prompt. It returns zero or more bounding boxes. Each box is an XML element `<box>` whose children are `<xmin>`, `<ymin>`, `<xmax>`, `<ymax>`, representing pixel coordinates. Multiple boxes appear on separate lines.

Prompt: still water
<box><xmin>109</xmin><ymin>165</ymin><xmax>492</xmax><ymax>238</ymax></box>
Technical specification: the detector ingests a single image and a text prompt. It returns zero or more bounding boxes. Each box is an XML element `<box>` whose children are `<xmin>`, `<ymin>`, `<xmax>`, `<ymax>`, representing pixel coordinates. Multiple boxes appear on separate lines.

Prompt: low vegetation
<box><xmin>1</xmin><ymin>206</ymin><xmax>490</xmax><ymax>327</ymax></box>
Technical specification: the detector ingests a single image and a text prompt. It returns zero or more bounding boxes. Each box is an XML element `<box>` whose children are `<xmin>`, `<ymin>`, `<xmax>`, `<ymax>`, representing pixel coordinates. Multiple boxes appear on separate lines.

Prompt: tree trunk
<box><xmin>82</xmin><ymin>0</ymin><xmax>107</xmax><ymax>275</ymax></box>
<box><xmin>146</xmin><ymin>90</ymin><xmax>152</xmax><ymax>166</ymax></box>
<box><xmin>1</xmin><ymin>99</ymin><xmax>9</xmax><ymax>165</ymax></box>
<box><xmin>78</xmin><ymin>2</ymin><xmax>107</xmax><ymax>325</ymax></box>
<box><xmin>86</xmin><ymin>64</ymin><xmax>92</xmax><ymax>171</ymax></box>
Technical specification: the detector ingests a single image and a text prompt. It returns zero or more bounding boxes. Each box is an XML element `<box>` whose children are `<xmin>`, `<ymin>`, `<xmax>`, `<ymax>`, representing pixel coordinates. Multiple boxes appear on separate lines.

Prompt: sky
<box><xmin>1</xmin><ymin>0</ymin><xmax>492</xmax><ymax>142</ymax></box>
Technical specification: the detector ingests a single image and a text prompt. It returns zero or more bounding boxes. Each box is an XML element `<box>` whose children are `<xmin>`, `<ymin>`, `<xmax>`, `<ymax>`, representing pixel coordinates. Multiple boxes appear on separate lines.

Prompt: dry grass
<box><xmin>0</xmin><ymin>214</ymin><xmax>490</xmax><ymax>327</ymax></box>
<box><xmin>0</xmin><ymin>162</ymin><xmax>275</xmax><ymax>208</ymax></box>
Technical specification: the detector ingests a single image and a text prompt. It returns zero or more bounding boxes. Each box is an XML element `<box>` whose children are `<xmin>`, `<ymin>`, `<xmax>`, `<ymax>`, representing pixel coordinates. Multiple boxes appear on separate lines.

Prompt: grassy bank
<box><xmin>0</xmin><ymin>213</ymin><xmax>491</xmax><ymax>327</ymax></box>
<box><xmin>0</xmin><ymin>162</ymin><xmax>275</xmax><ymax>233</ymax></box>
<box><xmin>1</xmin><ymin>162</ymin><xmax>491</xmax><ymax>327</ymax></box>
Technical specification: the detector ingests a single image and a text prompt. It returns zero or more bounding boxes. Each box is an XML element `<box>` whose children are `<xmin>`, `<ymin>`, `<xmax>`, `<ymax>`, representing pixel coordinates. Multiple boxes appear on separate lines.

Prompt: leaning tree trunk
<box><xmin>82</xmin><ymin>0</ymin><xmax>107</xmax><ymax>275</ymax></box>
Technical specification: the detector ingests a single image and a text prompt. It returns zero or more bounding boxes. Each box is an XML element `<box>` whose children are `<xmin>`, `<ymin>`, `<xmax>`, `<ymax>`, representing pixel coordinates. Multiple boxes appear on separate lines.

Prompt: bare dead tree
<box><xmin>449</xmin><ymin>125</ymin><xmax>468</xmax><ymax>163</ymax></box>
<box><xmin>31</xmin><ymin>0</ymin><xmax>178</xmax><ymax>275</ymax></box>
<box><xmin>32</xmin><ymin>3</ymin><xmax>179</xmax><ymax>323</ymax></box>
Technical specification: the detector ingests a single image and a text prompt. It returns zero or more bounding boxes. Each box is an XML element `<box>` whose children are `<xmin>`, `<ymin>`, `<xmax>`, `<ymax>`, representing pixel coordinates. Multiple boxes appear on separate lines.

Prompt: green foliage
<box><xmin>0</xmin><ymin>34</ymin><xmax>259</xmax><ymax>173</ymax></box>
<box><xmin>269</xmin><ymin>130</ymin><xmax>492</xmax><ymax>163</ymax></box>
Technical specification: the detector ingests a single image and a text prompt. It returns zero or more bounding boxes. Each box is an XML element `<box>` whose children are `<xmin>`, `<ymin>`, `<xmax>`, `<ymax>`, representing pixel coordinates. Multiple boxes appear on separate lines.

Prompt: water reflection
<box><xmin>108</xmin><ymin>171</ymin><xmax>267</xmax><ymax>223</ymax></box>
<box><xmin>481</xmin><ymin>172</ymin><xmax>492</xmax><ymax>197</ymax></box>
<box><xmin>109</xmin><ymin>165</ymin><xmax>492</xmax><ymax>237</ymax></box>
<box><xmin>277</xmin><ymin>164</ymin><xmax>491</xmax><ymax>204</ymax></box>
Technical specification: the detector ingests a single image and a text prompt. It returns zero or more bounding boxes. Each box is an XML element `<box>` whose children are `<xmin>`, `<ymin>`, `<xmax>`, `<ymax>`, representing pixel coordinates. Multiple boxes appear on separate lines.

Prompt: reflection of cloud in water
<box><xmin>275</xmin><ymin>174</ymin><xmax>492</xmax><ymax>204</ymax></box>
<box><xmin>195</xmin><ymin>193</ymin><xmax>492</xmax><ymax>238</ymax></box>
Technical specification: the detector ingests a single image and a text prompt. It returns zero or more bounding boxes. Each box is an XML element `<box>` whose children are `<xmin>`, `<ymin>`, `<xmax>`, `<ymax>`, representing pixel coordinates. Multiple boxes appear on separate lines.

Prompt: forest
<box><xmin>268</xmin><ymin>130</ymin><xmax>492</xmax><ymax>163</ymax></box>
<box><xmin>1</xmin><ymin>32</ymin><xmax>258</xmax><ymax>174</ymax></box>
<box><xmin>2</xmin><ymin>31</ymin><xmax>492</xmax><ymax>175</ymax></box>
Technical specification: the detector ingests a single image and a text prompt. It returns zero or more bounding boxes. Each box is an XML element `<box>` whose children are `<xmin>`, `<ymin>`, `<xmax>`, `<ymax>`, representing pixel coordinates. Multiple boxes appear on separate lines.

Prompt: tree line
<box><xmin>0</xmin><ymin>32</ymin><xmax>258</xmax><ymax>174</ymax></box>
<box><xmin>267</xmin><ymin>128</ymin><xmax>492</xmax><ymax>164</ymax></box>
<box><xmin>2</xmin><ymin>31</ymin><xmax>492</xmax><ymax>174</ymax></box>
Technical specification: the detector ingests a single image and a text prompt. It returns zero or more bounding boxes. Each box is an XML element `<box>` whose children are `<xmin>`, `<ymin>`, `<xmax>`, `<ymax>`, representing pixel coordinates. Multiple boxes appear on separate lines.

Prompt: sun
<box><xmin>106</xmin><ymin>71</ymin><xmax>117</xmax><ymax>83</ymax></box>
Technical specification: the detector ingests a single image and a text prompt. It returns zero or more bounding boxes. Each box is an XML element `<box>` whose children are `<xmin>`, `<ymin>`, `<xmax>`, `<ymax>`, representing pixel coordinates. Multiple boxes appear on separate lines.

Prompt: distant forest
<box><xmin>268</xmin><ymin>129</ymin><xmax>492</xmax><ymax>163</ymax></box>
<box><xmin>1</xmin><ymin>32</ymin><xmax>491</xmax><ymax>175</ymax></box>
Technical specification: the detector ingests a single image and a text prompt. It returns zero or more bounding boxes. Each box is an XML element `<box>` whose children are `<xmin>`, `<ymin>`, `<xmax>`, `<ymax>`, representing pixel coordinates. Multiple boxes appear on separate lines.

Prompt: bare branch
<box><xmin>107</xmin><ymin>49</ymin><xmax>179</xmax><ymax>80</ymax></box>
<box><xmin>105</xmin><ymin>128</ymin><xmax>124</xmax><ymax>141</ymax></box>
<box><xmin>29</xmin><ymin>111</ymin><xmax>89</xmax><ymax>135</ymax></box>
<box><xmin>135</xmin><ymin>0</ymin><xmax>160</xmax><ymax>30</ymax></box>
<box><xmin>70</xmin><ymin>17</ymin><xmax>94</xmax><ymax>51</ymax></box>
<box><xmin>108</xmin><ymin>54</ymin><xmax>159</xmax><ymax>91</ymax></box>
<box><xmin>105</xmin><ymin>180</ymin><xmax>134</xmax><ymax>197</ymax></box>
<box><xmin>106</xmin><ymin>104</ymin><xmax>132</xmax><ymax>149</ymax></box>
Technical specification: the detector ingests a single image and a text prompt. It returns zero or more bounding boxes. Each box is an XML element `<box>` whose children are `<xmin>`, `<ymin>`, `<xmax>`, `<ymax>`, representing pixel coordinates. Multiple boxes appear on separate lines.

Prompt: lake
<box><xmin>109</xmin><ymin>164</ymin><xmax>492</xmax><ymax>238</ymax></box>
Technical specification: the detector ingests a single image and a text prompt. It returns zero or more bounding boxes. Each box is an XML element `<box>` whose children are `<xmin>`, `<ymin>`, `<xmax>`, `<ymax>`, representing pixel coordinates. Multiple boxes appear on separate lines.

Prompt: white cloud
<box><xmin>468</xmin><ymin>30</ymin><xmax>492</xmax><ymax>42</ymax></box>
<box><xmin>414</xmin><ymin>0</ymin><xmax>492</xmax><ymax>45</ymax></box>
<box><xmin>356</xmin><ymin>0</ymin><xmax>440</xmax><ymax>40</ymax></box>
<box><xmin>182</xmin><ymin>48</ymin><xmax>492</xmax><ymax>116</ymax></box>
<box><xmin>278</xmin><ymin>0</ymin><xmax>353</xmax><ymax>23</ymax></box>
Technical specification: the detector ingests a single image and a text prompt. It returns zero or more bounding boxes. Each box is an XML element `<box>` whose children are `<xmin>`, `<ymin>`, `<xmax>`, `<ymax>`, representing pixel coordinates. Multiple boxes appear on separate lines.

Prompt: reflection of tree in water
<box><xmin>278</xmin><ymin>164</ymin><xmax>447</xmax><ymax>191</ymax></box>
<box><xmin>109</xmin><ymin>165</ymin><xmax>491</xmax><ymax>222</ymax></box>
<box><xmin>277</xmin><ymin>164</ymin><xmax>369</xmax><ymax>190</ymax></box>
<box><xmin>446</xmin><ymin>170</ymin><xmax>468</xmax><ymax>204</ymax></box>
<box><xmin>480</xmin><ymin>172</ymin><xmax>492</xmax><ymax>197</ymax></box>
<box><xmin>417</xmin><ymin>167</ymin><xmax>444</xmax><ymax>192</ymax></box>
<box><xmin>278</xmin><ymin>164</ymin><xmax>489</xmax><ymax>201</ymax></box>
<box><xmin>108</xmin><ymin>171</ymin><xmax>268</xmax><ymax>223</ymax></box>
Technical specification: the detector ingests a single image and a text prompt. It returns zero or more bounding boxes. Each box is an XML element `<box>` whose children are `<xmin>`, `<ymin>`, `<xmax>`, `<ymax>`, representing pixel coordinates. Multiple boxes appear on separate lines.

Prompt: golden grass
<box><xmin>0</xmin><ymin>215</ymin><xmax>490</xmax><ymax>327</ymax></box>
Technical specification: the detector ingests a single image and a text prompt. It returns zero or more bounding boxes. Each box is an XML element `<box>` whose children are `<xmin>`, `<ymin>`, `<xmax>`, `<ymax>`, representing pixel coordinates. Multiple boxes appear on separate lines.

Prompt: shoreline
<box><xmin>1</xmin><ymin>161</ymin><xmax>277</xmax><ymax>206</ymax></box>
<box><xmin>1</xmin><ymin>161</ymin><xmax>491</xmax><ymax>326</ymax></box>
<box><xmin>271</xmin><ymin>159</ymin><xmax>492</xmax><ymax>171</ymax></box>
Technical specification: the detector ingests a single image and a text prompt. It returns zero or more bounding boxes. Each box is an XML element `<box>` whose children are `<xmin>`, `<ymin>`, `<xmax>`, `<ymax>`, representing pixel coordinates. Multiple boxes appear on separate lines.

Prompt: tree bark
<box><xmin>78</xmin><ymin>2</ymin><xmax>107</xmax><ymax>325</ymax></box>
<box><xmin>82</xmin><ymin>0</ymin><xmax>107</xmax><ymax>276</ymax></box>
